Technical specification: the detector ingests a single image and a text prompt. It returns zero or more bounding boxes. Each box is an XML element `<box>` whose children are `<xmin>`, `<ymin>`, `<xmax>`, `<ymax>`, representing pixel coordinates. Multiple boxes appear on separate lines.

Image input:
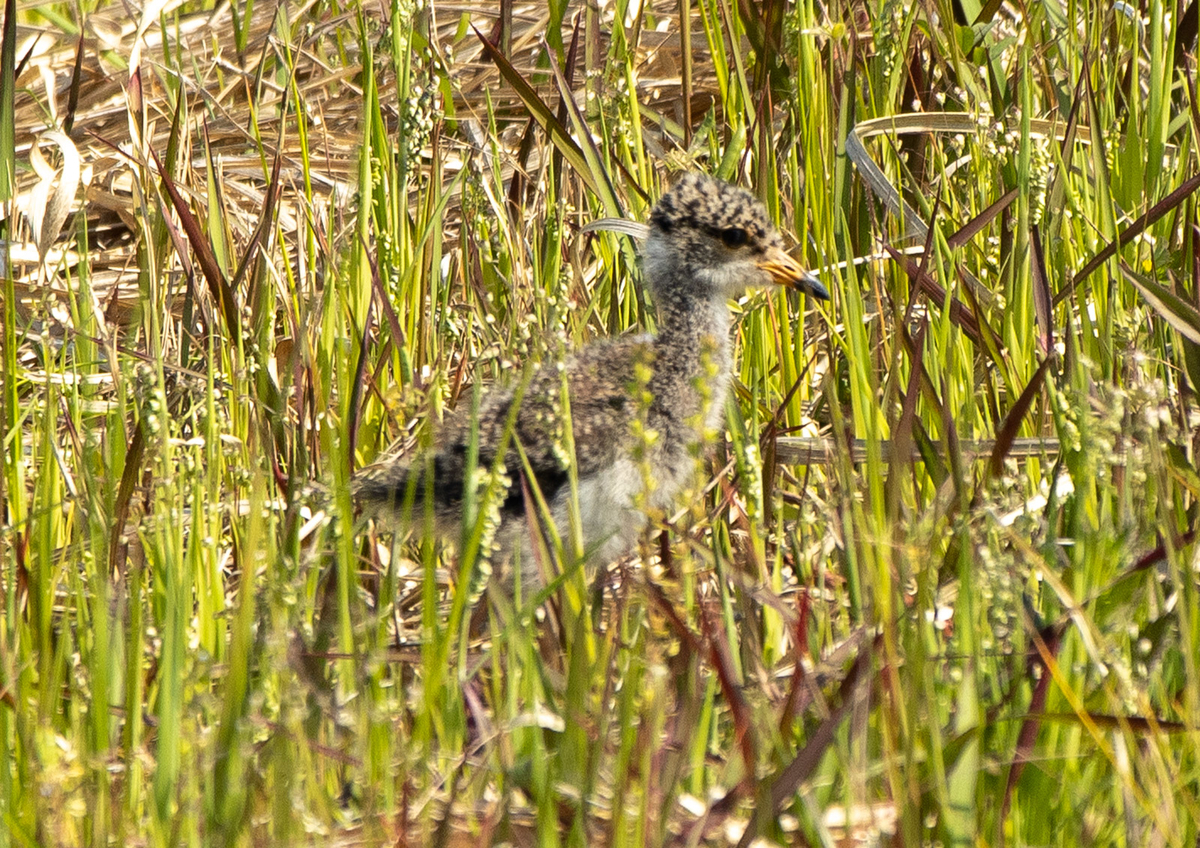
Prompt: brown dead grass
<box><xmin>10</xmin><ymin>1</ymin><xmax>716</xmax><ymax>325</ymax></box>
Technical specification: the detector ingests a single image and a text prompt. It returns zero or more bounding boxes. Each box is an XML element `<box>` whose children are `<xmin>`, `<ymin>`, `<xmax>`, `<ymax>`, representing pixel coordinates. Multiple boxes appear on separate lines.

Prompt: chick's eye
<box><xmin>720</xmin><ymin>227</ymin><xmax>749</xmax><ymax>248</ymax></box>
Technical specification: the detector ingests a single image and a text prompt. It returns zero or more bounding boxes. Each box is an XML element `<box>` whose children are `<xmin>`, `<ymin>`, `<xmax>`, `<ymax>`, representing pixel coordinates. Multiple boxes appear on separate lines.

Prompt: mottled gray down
<box><xmin>354</xmin><ymin>172</ymin><xmax>829</xmax><ymax>582</ymax></box>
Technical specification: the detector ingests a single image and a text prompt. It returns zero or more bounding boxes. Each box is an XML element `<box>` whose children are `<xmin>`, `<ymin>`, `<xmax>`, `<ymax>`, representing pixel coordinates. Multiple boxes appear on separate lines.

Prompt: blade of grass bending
<box><xmin>767</xmin><ymin>646</ymin><xmax>871</xmax><ymax>809</ymax></box>
<box><xmin>1059</xmin><ymin>172</ymin><xmax>1200</xmax><ymax>306</ymax></box>
<box><xmin>1034</xmin><ymin>545</ymin><xmax>1200</xmax><ymax>823</ymax></box>
<box><xmin>884</xmin><ymin>245</ymin><xmax>981</xmax><ymax>344</ymax></box>
<box><xmin>847</xmin><ymin>113</ymin><xmax>1100</xmax><ymax>243</ymax></box>
<box><xmin>945</xmin><ymin>188</ymin><xmax>1017</xmax><ymax>250</ymax></box>
<box><xmin>473</xmin><ymin>24</ymin><xmax>599</xmax><ymax>198</ymax></box>
<box><xmin>844</xmin><ymin>119</ymin><xmax>925</xmax><ymax>240</ymax></box>
<box><xmin>543</xmin><ymin>37</ymin><xmax>628</xmax><ymax>219</ymax></box>
<box><xmin>151</xmin><ymin>147</ymin><xmax>241</xmax><ymax>337</ymax></box>
<box><xmin>1118</xmin><ymin>261</ymin><xmax>1200</xmax><ymax>345</ymax></box>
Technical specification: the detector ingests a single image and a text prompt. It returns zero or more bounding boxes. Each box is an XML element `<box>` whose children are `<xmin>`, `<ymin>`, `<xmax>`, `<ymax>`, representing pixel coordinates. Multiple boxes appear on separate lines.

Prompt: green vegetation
<box><xmin>3</xmin><ymin>0</ymin><xmax>1199</xmax><ymax>844</ymax></box>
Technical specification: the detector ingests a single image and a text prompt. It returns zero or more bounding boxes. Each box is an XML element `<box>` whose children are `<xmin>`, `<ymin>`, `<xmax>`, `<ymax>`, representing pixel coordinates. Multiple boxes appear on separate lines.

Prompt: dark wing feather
<box><xmin>355</xmin><ymin>337</ymin><xmax>650</xmax><ymax>519</ymax></box>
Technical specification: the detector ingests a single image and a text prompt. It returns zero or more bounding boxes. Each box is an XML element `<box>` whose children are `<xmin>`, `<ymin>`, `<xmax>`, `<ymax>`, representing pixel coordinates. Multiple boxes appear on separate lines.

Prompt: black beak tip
<box><xmin>803</xmin><ymin>273</ymin><xmax>831</xmax><ymax>302</ymax></box>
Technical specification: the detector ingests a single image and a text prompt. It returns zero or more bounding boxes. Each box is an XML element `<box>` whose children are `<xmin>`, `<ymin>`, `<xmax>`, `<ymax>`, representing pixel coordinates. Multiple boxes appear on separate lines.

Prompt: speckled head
<box><xmin>644</xmin><ymin>173</ymin><xmax>830</xmax><ymax>302</ymax></box>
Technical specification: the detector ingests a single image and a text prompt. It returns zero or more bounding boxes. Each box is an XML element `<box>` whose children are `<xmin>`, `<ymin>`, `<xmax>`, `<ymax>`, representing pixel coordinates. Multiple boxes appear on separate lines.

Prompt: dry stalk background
<box><xmin>4</xmin><ymin>0</ymin><xmax>1200</xmax><ymax>846</ymax></box>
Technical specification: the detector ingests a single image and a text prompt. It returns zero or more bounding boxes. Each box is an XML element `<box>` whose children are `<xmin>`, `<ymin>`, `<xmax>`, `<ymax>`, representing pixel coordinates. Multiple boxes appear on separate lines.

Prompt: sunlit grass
<box><xmin>2</xmin><ymin>0</ymin><xmax>1199</xmax><ymax>845</ymax></box>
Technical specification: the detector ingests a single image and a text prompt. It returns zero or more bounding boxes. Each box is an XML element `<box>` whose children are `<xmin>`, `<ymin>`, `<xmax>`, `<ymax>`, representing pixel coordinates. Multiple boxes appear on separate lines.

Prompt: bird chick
<box><xmin>355</xmin><ymin>173</ymin><xmax>829</xmax><ymax>587</ymax></box>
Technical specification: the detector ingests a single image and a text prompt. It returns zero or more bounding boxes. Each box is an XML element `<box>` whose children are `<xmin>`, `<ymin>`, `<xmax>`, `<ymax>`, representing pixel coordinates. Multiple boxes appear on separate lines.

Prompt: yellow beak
<box><xmin>756</xmin><ymin>247</ymin><xmax>830</xmax><ymax>300</ymax></box>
